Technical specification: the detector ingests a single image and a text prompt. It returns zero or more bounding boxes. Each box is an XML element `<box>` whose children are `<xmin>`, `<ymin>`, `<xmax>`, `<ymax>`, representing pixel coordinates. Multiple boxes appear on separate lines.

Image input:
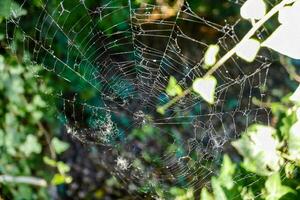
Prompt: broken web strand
<box><xmin>157</xmin><ymin>0</ymin><xmax>297</xmax><ymax>114</ymax></box>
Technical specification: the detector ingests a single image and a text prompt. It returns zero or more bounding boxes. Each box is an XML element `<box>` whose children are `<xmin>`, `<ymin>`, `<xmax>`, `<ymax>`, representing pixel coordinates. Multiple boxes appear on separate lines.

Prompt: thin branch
<box><xmin>38</xmin><ymin>122</ymin><xmax>56</xmax><ymax>159</ymax></box>
<box><xmin>204</xmin><ymin>0</ymin><xmax>295</xmax><ymax>78</ymax></box>
<box><xmin>157</xmin><ymin>88</ymin><xmax>192</xmax><ymax>113</ymax></box>
<box><xmin>0</xmin><ymin>175</ymin><xmax>47</xmax><ymax>187</ymax></box>
<box><xmin>158</xmin><ymin>0</ymin><xmax>296</xmax><ymax>113</ymax></box>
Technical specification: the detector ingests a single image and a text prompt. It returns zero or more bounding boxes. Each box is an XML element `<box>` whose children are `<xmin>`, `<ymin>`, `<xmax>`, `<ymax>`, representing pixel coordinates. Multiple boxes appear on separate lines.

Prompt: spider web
<box><xmin>6</xmin><ymin>0</ymin><xmax>274</xmax><ymax>198</ymax></box>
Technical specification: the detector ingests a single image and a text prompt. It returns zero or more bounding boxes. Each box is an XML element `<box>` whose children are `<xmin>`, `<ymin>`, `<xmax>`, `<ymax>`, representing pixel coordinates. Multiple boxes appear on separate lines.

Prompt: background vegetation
<box><xmin>1</xmin><ymin>0</ymin><xmax>300</xmax><ymax>199</ymax></box>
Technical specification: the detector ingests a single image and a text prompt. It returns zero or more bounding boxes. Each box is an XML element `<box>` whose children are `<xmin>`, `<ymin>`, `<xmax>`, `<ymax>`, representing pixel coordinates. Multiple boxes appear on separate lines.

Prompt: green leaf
<box><xmin>204</xmin><ymin>44</ymin><xmax>220</xmax><ymax>68</ymax></box>
<box><xmin>0</xmin><ymin>55</ymin><xmax>4</xmax><ymax>71</ymax></box>
<box><xmin>51</xmin><ymin>137</ymin><xmax>70</xmax><ymax>154</ymax></box>
<box><xmin>201</xmin><ymin>187</ymin><xmax>214</xmax><ymax>200</ymax></box>
<box><xmin>236</xmin><ymin>38</ymin><xmax>260</xmax><ymax>62</ymax></box>
<box><xmin>232</xmin><ymin>125</ymin><xmax>280</xmax><ymax>176</ymax></box>
<box><xmin>279</xmin><ymin>110</ymin><xmax>297</xmax><ymax>140</ymax></box>
<box><xmin>32</xmin><ymin>95</ymin><xmax>46</xmax><ymax>108</ymax></box>
<box><xmin>241</xmin><ymin>187</ymin><xmax>255</xmax><ymax>200</ymax></box>
<box><xmin>0</xmin><ymin>0</ymin><xmax>11</xmax><ymax>18</ymax></box>
<box><xmin>19</xmin><ymin>134</ymin><xmax>42</xmax><ymax>157</ymax></box>
<box><xmin>287</xmin><ymin>108</ymin><xmax>300</xmax><ymax>161</ymax></box>
<box><xmin>17</xmin><ymin>185</ymin><xmax>33</xmax><ymax>200</ymax></box>
<box><xmin>51</xmin><ymin>174</ymin><xmax>72</xmax><ymax>185</ymax></box>
<box><xmin>51</xmin><ymin>174</ymin><xmax>65</xmax><ymax>185</ymax></box>
<box><xmin>240</xmin><ymin>0</ymin><xmax>266</xmax><ymax>20</ymax></box>
<box><xmin>264</xmin><ymin>173</ymin><xmax>294</xmax><ymax>200</ymax></box>
<box><xmin>285</xmin><ymin>162</ymin><xmax>296</xmax><ymax>179</ymax></box>
<box><xmin>0</xmin><ymin>0</ymin><xmax>27</xmax><ymax>19</ymax></box>
<box><xmin>262</xmin><ymin>2</ymin><xmax>300</xmax><ymax>59</ymax></box>
<box><xmin>290</xmin><ymin>85</ymin><xmax>300</xmax><ymax>104</ymax></box>
<box><xmin>170</xmin><ymin>187</ymin><xmax>186</xmax><ymax>196</ymax></box>
<box><xmin>156</xmin><ymin>106</ymin><xmax>165</xmax><ymax>115</ymax></box>
<box><xmin>278</xmin><ymin>1</ymin><xmax>300</xmax><ymax>25</ymax></box>
<box><xmin>218</xmin><ymin>155</ymin><xmax>236</xmax><ymax>189</ymax></box>
<box><xmin>10</xmin><ymin>1</ymin><xmax>27</xmax><ymax>18</ymax></box>
<box><xmin>263</xmin><ymin>24</ymin><xmax>300</xmax><ymax>59</ymax></box>
<box><xmin>0</xmin><ymin>130</ymin><xmax>4</xmax><ymax>147</ymax></box>
<box><xmin>166</xmin><ymin>76</ymin><xmax>183</xmax><ymax>97</ymax></box>
<box><xmin>57</xmin><ymin>161</ymin><xmax>70</xmax><ymax>174</ymax></box>
<box><xmin>43</xmin><ymin>156</ymin><xmax>57</xmax><ymax>167</ymax></box>
<box><xmin>192</xmin><ymin>76</ymin><xmax>217</xmax><ymax>104</ymax></box>
<box><xmin>212</xmin><ymin>177</ymin><xmax>227</xmax><ymax>200</ymax></box>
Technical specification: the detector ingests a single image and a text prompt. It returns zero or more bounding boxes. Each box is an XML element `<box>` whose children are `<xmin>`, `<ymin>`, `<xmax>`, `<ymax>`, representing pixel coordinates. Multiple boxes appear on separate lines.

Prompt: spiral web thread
<box><xmin>6</xmin><ymin>0</ymin><xmax>274</xmax><ymax>198</ymax></box>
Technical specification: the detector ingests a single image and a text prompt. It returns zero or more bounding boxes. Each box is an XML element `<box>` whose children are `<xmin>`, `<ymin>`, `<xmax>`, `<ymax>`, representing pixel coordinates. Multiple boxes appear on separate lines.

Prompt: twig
<box><xmin>23</xmin><ymin>97</ymin><xmax>56</xmax><ymax>159</ymax></box>
<box><xmin>0</xmin><ymin>175</ymin><xmax>47</xmax><ymax>187</ymax></box>
<box><xmin>204</xmin><ymin>0</ymin><xmax>295</xmax><ymax>78</ymax></box>
<box><xmin>157</xmin><ymin>88</ymin><xmax>192</xmax><ymax>113</ymax></box>
<box><xmin>38</xmin><ymin>122</ymin><xmax>56</xmax><ymax>159</ymax></box>
<box><xmin>158</xmin><ymin>0</ymin><xmax>297</xmax><ymax>113</ymax></box>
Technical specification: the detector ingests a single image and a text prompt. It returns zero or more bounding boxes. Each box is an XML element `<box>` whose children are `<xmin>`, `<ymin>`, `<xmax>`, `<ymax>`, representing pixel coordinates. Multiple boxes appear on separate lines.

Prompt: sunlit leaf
<box><xmin>263</xmin><ymin>1</ymin><xmax>300</xmax><ymax>59</ymax></box>
<box><xmin>290</xmin><ymin>85</ymin><xmax>300</xmax><ymax>103</ymax></box>
<box><xmin>211</xmin><ymin>177</ymin><xmax>227</xmax><ymax>200</ymax></box>
<box><xmin>51</xmin><ymin>137</ymin><xmax>70</xmax><ymax>154</ymax></box>
<box><xmin>166</xmin><ymin>76</ymin><xmax>183</xmax><ymax>97</ymax></box>
<box><xmin>264</xmin><ymin>173</ymin><xmax>294</xmax><ymax>200</ymax></box>
<box><xmin>193</xmin><ymin>76</ymin><xmax>217</xmax><ymax>104</ymax></box>
<box><xmin>51</xmin><ymin>173</ymin><xmax>72</xmax><ymax>185</ymax></box>
<box><xmin>19</xmin><ymin>134</ymin><xmax>42</xmax><ymax>157</ymax></box>
<box><xmin>43</xmin><ymin>156</ymin><xmax>57</xmax><ymax>167</ymax></box>
<box><xmin>218</xmin><ymin>155</ymin><xmax>236</xmax><ymax>190</ymax></box>
<box><xmin>204</xmin><ymin>44</ymin><xmax>220</xmax><ymax>68</ymax></box>
<box><xmin>240</xmin><ymin>0</ymin><xmax>266</xmax><ymax>20</ymax></box>
<box><xmin>236</xmin><ymin>38</ymin><xmax>260</xmax><ymax>62</ymax></box>
<box><xmin>52</xmin><ymin>174</ymin><xmax>65</xmax><ymax>185</ymax></box>
<box><xmin>201</xmin><ymin>187</ymin><xmax>214</xmax><ymax>200</ymax></box>
<box><xmin>288</xmin><ymin>108</ymin><xmax>300</xmax><ymax>161</ymax></box>
<box><xmin>262</xmin><ymin>24</ymin><xmax>300</xmax><ymax>59</ymax></box>
<box><xmin>285</xmin><ymin>162</ymin><xmax>296</xmax><ymax>179</ymax></box>
<box><xmin>170</xmin><ymin>187</ymin><xmax>186</xmax><ymax>196</ymax></box>
<box><xmin>57</xmin><ymin>161</ymin><xmax>70</xmax><ymax>174</ymax></box>
<box><xmin>241</xmin><ymin>188</ymin><xmax>255</xmax><ymax>200</ymax></box>
<box><xmin>232</xmin><ymin>125</ymin><xmax>280</xmax><ymax>176</ymax></box>
<box><xmin>156</xmin><ymin>106</ymin><xmax>165</xmax><ymax>115</ymax></box>
<box><xmin>32</xmin><ymin>95</ymin><xmax>46</xmax><ymax>108</ymax></box>
<box><xmin>278</xmin><ymin>1</ymin><xmax>300</xmax><ymax>25</ymax></box>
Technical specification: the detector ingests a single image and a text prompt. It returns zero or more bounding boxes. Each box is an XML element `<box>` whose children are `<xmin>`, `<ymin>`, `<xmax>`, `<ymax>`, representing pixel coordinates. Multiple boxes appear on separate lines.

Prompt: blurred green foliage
<box><xmin>0</xmin><ymin>52</ymin><xmax>71</xmax><ymax>199</ymax></box>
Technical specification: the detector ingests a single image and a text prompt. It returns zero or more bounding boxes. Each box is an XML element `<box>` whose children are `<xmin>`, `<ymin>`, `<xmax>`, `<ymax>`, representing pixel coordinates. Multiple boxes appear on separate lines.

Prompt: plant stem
<box><xmin>206</xmin><ymin>0</ymin><xmax>295</xmax><ymax>77</ymax></box>
<box><xmin>157</xmin><ymin>88</ymin><xmax>192</xmax><ymax>113</ymax></box>
<box><xmin>158</xmin><ymin>0</ymin><xmax>296</xmax><ymax>113</ymax></box>
<box><xmin>0</xmin><ymin>175</ymin><xmax>47</xmax><ymax>187</ymax></box>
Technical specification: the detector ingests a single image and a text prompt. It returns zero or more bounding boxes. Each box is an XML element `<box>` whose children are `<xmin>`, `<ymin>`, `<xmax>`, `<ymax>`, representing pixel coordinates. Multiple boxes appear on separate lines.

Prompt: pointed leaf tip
<box><xmin>236</xmin><ymin>38</ymin><xmax>260</xmax><ymax>62</ymax></box>
<box><xmin>193</xmin><ymin>76</ymin><xmax>217</xmax><ymax>104</ymax></box>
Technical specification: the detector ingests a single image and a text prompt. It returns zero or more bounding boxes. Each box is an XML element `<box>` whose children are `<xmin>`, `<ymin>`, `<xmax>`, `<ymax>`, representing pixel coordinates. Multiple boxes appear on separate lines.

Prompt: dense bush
<box><xmin>0</xmin><ymin>50</ymin><xmax>70</xmax><ymax>199</ymax></box>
